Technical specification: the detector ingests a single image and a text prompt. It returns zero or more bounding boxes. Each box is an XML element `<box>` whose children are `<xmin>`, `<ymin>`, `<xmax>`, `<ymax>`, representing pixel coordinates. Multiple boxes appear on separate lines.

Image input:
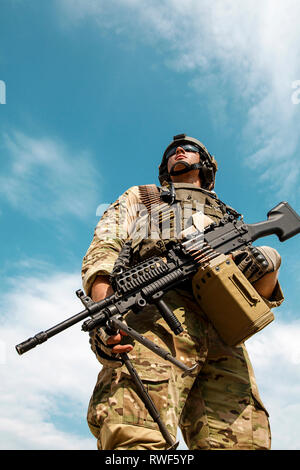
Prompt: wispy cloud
<box><xmin>58</xmin><ymin>0</ymin><xmax>300</xmax><ymax>201</ymax></box>
<box><xmin>0</xmin><ymin>130</ymin><xmax>100</xmax><ymax>220</ymax></box>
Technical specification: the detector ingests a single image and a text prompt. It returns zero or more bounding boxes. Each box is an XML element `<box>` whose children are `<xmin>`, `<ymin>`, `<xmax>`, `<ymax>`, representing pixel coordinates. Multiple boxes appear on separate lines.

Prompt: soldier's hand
<box><xmin>90</xmin><ymin>276</ymin><xmax>134</xmax><ymax>366</ymax></box>
<box><xmin>106</xmin><ymin>330</ymin><xmax>134</xmax><ymax>354</ymax></box>
<box><xmin>90</xmin><ymin>325</ymin><xmax>134</xmax><ymax>369</ymax></box>
<box><xmin>232</xmin><ymin>245</ymin><xmax>281</xmax><ymax>283</ymax></box>
<box><xmin>232</xmin><ymin>245</ymin><xmax>282</xmax><ymax>299</ymax></box>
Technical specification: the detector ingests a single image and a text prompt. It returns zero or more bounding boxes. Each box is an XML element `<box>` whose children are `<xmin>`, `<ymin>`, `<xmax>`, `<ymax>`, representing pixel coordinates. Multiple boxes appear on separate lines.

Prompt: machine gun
<box><xmin>15</xmin><ymin>201</ymin><xmax>300</xmax><ymax>449</ymax></box>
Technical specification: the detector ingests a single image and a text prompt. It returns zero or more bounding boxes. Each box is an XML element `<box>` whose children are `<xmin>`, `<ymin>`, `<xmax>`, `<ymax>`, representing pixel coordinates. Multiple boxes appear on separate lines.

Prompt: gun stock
<box><xmin>245</xmin><ymin>202</ymin><xmax>300</xmax><ymax>243</ymax></box>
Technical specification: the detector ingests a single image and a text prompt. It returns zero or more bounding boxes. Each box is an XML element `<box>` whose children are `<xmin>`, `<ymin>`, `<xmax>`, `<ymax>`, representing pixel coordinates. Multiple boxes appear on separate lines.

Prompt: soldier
<box><xmin>82</xmin><ymin>134</ymin><xmax>283</xmax><ymax>450</ymax></box>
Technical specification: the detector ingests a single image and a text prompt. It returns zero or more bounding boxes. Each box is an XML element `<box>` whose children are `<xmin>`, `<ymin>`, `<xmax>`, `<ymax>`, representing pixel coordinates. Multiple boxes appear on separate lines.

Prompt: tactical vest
<box><xmin>131</xmin><ymin>183</ymin><xmax>237</xmax><ymax>263</ymax></box>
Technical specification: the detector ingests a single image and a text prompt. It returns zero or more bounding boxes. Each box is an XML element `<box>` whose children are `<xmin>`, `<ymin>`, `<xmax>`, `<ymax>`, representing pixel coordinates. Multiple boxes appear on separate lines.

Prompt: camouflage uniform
<box><xmin>82</xmin><ymin>184</ymin><xmax>284</xmax><ymax>450</ymax></box>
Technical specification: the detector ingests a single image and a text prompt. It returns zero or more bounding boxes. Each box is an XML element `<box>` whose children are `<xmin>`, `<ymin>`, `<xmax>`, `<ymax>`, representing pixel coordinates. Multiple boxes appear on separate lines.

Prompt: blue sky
<box><xmin>1</xmin><ymin>0</ymin><xmax>300</xmax><ymax>450</ymax></box>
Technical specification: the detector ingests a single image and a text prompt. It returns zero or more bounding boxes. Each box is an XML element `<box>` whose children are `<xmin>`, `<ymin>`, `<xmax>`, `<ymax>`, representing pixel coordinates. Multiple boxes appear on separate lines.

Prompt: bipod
<box><xmin>121</xmin><ymin>352</ymin><xmax>179</xmax><ymax>450</ymax></box>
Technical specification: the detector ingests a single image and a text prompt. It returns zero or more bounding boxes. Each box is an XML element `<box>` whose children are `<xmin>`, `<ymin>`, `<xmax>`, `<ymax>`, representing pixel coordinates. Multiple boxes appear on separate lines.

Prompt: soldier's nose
<box><xmin>176</xmin><ymin>146</ymin><xmax>185</xmax><ymax>155</ymax></box>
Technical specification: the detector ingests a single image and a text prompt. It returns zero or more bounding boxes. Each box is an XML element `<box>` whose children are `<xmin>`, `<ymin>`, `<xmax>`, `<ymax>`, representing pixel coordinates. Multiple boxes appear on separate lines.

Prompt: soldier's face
<box><xmin>167</xmin><ymin>146</ymin><xmax>200</xmax><ymax>174</ymax></box>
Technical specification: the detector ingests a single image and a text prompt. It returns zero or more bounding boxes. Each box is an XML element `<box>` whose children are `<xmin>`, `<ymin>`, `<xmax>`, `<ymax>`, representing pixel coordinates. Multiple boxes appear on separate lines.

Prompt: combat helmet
<box><xmin>159</xmin><ymin>133</ymin><xmax>218</xmax><ymax>190</ymax></box>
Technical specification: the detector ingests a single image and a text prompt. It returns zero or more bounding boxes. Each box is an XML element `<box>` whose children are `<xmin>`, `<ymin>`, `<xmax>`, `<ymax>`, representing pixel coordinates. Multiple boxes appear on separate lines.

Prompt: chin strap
<box><xmin>169</xmin><ymin>161</ymin><xmax>202</xmax><ymax>176</ymax></box>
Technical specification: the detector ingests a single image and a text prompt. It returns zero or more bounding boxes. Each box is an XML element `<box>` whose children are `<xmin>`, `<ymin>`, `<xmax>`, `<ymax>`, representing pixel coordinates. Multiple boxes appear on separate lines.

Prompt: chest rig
<box><xmin>130</xmin><ymin>182</ymin><xmax>239</xmax><ymax>264</ymax></box>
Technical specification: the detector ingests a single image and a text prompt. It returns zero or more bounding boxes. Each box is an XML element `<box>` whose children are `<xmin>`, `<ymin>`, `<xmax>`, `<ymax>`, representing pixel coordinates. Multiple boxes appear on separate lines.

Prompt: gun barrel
<box><xmin>16</xmin><ymin>331</ymin><xmax>48</xmax><ymax>355</ymax></box>
<box><xmin>15</xmin><ymin>308</ymin><xmax>89</xmax><ymax>355</ymax></box>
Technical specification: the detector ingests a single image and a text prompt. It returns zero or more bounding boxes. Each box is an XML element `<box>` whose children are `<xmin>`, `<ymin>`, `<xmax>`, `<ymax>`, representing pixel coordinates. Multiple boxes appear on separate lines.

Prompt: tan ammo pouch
<box><xmin>192</xmin><ymin>254</ymin><xmax>274</xmax><ymax>346</ymax></box>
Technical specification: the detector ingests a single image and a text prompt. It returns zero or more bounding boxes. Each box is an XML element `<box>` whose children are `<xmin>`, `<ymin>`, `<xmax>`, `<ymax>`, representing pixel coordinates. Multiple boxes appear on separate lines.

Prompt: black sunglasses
<box><xmin>165</xmin><ymin>144</ymin><xmax>200</xmax><ymax>161</ymax></box>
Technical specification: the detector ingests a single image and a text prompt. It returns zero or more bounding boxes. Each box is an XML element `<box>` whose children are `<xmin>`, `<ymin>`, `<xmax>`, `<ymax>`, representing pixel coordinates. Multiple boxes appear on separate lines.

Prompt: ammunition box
<box><xmin>192</xmin><ymin>255</ymin><xmax>274</xmax><ymax>346</ymax></box>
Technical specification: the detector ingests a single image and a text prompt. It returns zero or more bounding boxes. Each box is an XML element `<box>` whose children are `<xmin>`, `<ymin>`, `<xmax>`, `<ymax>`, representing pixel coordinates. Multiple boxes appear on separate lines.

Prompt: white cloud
<box><xmin>0</xmin><ymin>130</ymin><xmax>100</xmax><ymax>220</ymax></box>
<box><xmin>246</xmin><ymin>319</ymin><xmax>300</xmax><ymax>450</ymax></box>
<box><xmin>0</xmin><ymin>269</ymin><xmax>100</xmax><ymax>450</ymax></box>
<box><xmin>58</xmin><ymin>0</ymin><xmax>300</xmax><ymax>201</ymax></box>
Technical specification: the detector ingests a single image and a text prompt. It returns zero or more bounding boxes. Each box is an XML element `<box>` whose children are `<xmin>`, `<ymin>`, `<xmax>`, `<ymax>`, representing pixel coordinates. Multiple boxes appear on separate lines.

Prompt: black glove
<box><xmin>232</xmin><ymin>245</ymin><xmax>281</xmax><ymax>283</ymax></box>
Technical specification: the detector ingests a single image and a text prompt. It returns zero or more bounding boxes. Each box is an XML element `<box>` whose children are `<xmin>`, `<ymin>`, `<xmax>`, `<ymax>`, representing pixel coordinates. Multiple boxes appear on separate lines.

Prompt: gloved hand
<box><xmin>89</xmin><ymin>322</ymin><xmax>133</xmax><ymax>369</ymax></box>
<box><xmin>232</xmin><ymin>245</ymin><xmax>281</xmax><ymax>283</ymax></box>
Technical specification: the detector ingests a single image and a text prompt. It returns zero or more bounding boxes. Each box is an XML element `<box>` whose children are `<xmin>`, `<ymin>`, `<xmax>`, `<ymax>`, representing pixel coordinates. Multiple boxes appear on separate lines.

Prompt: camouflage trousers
<box><xmin>87</xmin><ymin>288</ymin><xmax>271</xmax><ymax>450</ymax></box>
